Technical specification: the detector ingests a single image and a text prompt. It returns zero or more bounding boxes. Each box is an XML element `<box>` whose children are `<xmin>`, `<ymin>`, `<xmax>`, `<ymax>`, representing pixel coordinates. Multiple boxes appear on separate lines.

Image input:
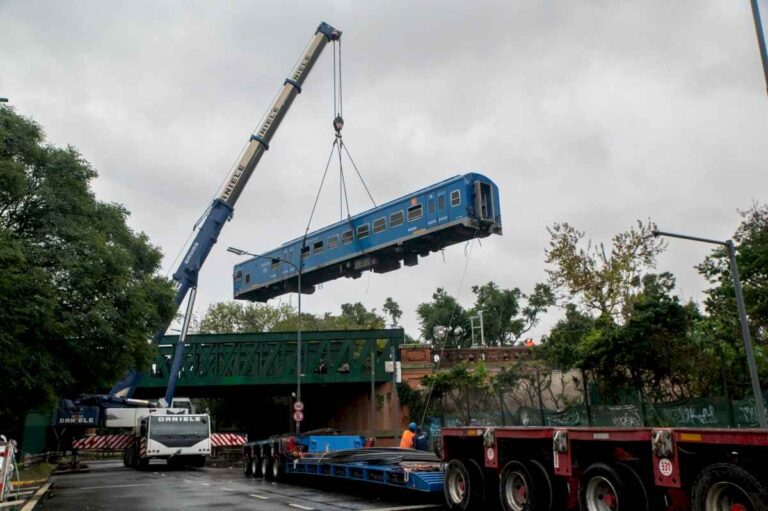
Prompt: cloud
<box><xmin>1</xmin><ymin>0</ymin><xmax>765</xmax><ymax>340</ymax></box>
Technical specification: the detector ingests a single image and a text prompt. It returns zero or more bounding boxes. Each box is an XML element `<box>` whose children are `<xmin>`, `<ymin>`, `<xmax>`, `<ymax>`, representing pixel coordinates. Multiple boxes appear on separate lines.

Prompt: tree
<box><xmin>545</xmin><ymin>220</ymin><xmax>665</xmax><ymax>322</ymax></box>
<box><xmin>416</xmin><ymin>288</ymin><xmax>470</xmax><ymax>346</ymax></box>
<box><xmin>0</xmin><ymin>106</ymin><xmax>175</xmax><ymax>437</ymax></box>
<box><xmin>197</xmin><ymin>301</ymin><xmax>293</xmax><ymax>333</ymax></box>
<box><xmin>697</xmin><ymin>204</ymin><xmax>768</xmax><ymax>389</ymax></box>
<box><xmin>383</xmin><ymin>297</ymin><xmax>402</xmax><ymax>328</ymax></box>
<box><xmin>199</xmin><ymin>300</ymin><xmax>385</xmax><ymax>333</ymax></box>
<box><xmin>470</xmin><ymin>281</ymin><xmax>554</xmax><ymax>345</ymax></box>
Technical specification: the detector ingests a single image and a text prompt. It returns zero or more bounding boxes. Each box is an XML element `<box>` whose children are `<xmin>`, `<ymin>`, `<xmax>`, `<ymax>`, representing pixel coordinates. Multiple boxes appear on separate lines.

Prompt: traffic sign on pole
<box><xmin>293</xmin><ymin>411</ymin><xmax>304</xmax><ymax>422</ymax></box>
<box><xmin>293</xmin><ymin>401</ymin><xmax>304</xmax><ymax>412</ymax></box>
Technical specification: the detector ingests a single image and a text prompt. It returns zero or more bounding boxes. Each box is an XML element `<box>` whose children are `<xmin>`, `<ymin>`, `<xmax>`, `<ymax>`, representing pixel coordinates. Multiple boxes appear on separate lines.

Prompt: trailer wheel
<box><xmin>262</xmin><ymin>453</ymin><xmax>273</xmax><ymax>481</ymax></box>
<box><xmin>444</xmin><ymin>459</ymin><xmax>484</xmax><ymax>510</ymax></box>
<box><xmin>579</xmin><ymin>462</ymin><xmax>645</xmax><ymax>511</ymax></box>
<box><xmin>528</xmin><ymin>459</ymin><xmax>558</xmax><ymax>510</ymax></box>
<box><xmin>243</xmin><ymin>455</ymin><xmax>253</xmax><ymax>476</ymax></box>
<box><xmin>252</xmin><ymin>455</ymin><xmax>261</xmax><ymax>478</ymax></box>
<box><xmin>272</xmin><ymin>455</ymin><xmax>283</xmax><ymax>482</ymax></box>
<box><xmin>691</xmin><ymin>463</ymin><xmax>768</xmax><ymax>511</ymax></box>
<box><xmin>499</xmin><ymin>460</ymin><xmax>540</xmax><ymax>511</ymax></box>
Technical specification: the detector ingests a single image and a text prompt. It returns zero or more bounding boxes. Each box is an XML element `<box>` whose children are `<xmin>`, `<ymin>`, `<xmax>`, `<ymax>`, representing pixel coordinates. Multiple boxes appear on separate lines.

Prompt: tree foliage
<box><xmin>197</xmin><ymin>300</ymin><xmax>388</xmax><ymax>333</ymax></box>
<box><xmin>416</xmin><ymin>282</ymin><xmax>553</xmax><ymax>346</ymax></box>
<box><xmin>545</xmin><ymin>220</ymin><xmax>665</xmax><ymax>322</ymax></box>
<box><xmin>0</xmin><ymin>107</ymin><xmax>175</xmax><ymax>437</ymax></box>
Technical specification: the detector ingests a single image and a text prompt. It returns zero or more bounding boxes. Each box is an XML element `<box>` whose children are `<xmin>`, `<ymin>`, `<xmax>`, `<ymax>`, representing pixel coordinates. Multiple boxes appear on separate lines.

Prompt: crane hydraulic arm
<box><xmin>110</xmin><ymin>22</ymin><xmax>341</xmax><ymax>402</ymax></box>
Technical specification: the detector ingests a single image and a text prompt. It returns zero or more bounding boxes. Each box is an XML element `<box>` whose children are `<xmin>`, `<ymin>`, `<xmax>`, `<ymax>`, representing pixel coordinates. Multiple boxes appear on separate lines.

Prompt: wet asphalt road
<box><xmin>38</xmin><ymin>459</ymin><xmax>448</xmax><ymax>511</ymax></box>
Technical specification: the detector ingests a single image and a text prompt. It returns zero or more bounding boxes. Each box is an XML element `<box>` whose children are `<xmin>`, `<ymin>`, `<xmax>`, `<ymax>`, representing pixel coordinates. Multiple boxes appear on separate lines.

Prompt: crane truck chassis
<box><xmin>441</xmin><ymin>426</ymin><xmax>768</xmax><ymax>511</ymax></box>
<box><xmin>122</xmin><ymin>410</ymin><xmax>211</xmax><ymax>470</ymax></box>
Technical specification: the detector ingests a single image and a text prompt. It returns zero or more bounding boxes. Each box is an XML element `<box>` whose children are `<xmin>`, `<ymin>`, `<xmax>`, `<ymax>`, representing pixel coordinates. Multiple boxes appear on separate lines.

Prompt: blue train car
<box><xmin>233</xmin><ymin>172</ymin><xmax>502</xmax><ymax>302</ymax></box>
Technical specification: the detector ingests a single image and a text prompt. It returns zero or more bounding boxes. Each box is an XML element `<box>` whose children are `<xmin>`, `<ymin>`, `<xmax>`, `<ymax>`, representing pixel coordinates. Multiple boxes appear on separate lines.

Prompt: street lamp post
<box><xmin>227</xmin><ymin>246</ymin><xmax>303</xmax><ymax>433</ymax></box>
<box><xmin>653</xmin><ymin>230</ymin><xmax>767</xmax><ymax>428</ymax></box>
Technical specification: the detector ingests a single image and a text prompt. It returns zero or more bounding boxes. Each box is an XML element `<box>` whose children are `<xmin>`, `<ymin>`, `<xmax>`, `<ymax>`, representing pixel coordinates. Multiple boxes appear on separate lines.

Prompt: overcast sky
<box><xmin>2</xmin><ymin>1</ymin><xmax>766</xmax><ymax>341</ymax></box>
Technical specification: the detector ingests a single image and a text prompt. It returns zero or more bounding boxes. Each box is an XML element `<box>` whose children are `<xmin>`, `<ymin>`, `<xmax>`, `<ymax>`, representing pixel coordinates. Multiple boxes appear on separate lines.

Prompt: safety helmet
<box><xmin>409</xmin><ymin>422</ymin><xmax>417</xmax><ymax>431</ymax></box>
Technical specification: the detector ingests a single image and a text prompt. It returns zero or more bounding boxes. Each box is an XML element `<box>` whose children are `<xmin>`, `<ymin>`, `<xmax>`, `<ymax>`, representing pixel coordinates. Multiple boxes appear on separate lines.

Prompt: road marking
<box><xmin>20</xmin><ymin>481</ymin><xmax>51</xmax><ymax>511</ymax></box>
<box><xmin>288</xmin><ymin>504</ymin><xmax>315</xmax><ymax>511</ymax></box>
<box><xmin>221</xmin><ymin>487</ymin><xmax>235</xmax><ymax>491</ymax></box>
<box><xmin>201</xmin><ymin>482</ymin><xmax>210</xmax><ymax>486</ymax></box>
<box><xmin>56</xmin><ymin>482</ymin><xmax>166</xmax><ymax>492</ymax></box>
<box><xmin>249</xmin><ymin>493</ymin><xmax>270</xmax><ymax>500</ymax></box>
<box><xmin>361</xmin><ymin>506</ymin><xmax>444</xmax><ymax>511</ymax></box>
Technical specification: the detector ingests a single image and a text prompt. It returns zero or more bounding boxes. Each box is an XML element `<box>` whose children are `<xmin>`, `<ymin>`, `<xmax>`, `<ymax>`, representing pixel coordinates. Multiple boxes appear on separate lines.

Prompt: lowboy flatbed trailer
<box><xmin>243</xmin><ymin>434</ymin><xmax>444</xmax><ymax>494</ymax></box>
<box><xmin>441</xmin><ymin>425</ymin><xmax>768</xmax><ymax>511</ymax></box>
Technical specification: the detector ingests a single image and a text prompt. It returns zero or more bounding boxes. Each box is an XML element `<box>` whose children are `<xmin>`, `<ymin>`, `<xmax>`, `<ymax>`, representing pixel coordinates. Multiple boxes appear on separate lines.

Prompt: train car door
<box><xmin>426</xmin><ymin>192</ymin><xmax>438</xmax><ymax>229</ymax></box>
<box><xmin>473</xmin><ymin>181</ymin><xmax>495</xmax><ymax>222</ymax></box>
<box><xmin>436</xmin><ymin>191</ymin><xmax>448</xmax><ymax>225</ymax></box>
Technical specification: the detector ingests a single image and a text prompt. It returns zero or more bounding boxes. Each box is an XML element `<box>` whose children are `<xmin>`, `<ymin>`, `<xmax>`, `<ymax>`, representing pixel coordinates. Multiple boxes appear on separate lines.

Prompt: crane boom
<box><xmin>110</xmin><ymin>22</ymin><xmax>341</xmax><ymax>401</ymax></box>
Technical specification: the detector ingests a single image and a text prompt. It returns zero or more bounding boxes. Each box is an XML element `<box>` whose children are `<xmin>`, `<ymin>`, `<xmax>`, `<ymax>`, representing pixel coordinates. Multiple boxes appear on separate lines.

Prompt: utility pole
<box><xmin>654</xmin><ymin>230</ymin><xmax>767</xmax><ymax>429</ymax></box>
<box><xmin>370</xmin><ymin>352</ymin><xmax>376</xmax><ymax>439</ymax></box>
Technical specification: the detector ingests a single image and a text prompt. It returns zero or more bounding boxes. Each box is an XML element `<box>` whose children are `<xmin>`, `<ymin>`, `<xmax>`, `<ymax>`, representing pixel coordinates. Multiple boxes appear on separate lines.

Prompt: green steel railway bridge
<box><xmin>136</xmin><ymin>329</ymin><xmax>403</xmax><ymax>392</ymax></box>
<box><xmin>133</xmin><ymin>329</ymin><xmax>405</xmax><ymax>436</ymax></box>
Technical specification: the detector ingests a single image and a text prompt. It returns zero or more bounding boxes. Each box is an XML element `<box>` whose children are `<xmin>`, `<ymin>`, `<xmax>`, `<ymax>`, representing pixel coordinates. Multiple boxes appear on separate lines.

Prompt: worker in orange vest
<box><xmin>399</xmin><ymin>422</ymin><xmax>417</xmax><ymax>448</ymax></box>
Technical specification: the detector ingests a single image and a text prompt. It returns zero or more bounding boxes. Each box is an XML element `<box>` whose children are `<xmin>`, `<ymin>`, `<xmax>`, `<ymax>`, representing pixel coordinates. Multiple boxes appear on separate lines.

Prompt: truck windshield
<box><xmin>149</xmin><ymin>416</ymin><xmax>209</xmax><ymax>438</ymax></box>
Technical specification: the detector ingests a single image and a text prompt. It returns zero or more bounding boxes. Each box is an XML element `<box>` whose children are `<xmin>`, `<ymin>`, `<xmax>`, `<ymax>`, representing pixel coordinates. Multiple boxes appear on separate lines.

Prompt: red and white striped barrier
<box><xmin>72</xmin><ymin>434</ymin><xmax>132</xmax><ymax>451</ymax></box>
<box><xmin>72</xmin><ymin>432</ymin><xmax>246</xmax><ymax>450</ymax></box>
<box><xmin>1</xmin><ymin>440</ymin><xmax>17</xmax><ymax>502</ymax></box>
<box><xmin>211</xmin><ymin>433</ymin><xmax>247</xmax><ymax>447</ymax></box>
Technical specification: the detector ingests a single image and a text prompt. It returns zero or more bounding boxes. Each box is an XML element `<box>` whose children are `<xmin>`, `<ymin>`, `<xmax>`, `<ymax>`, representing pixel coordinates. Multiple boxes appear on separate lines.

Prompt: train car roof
<box><xmin>275</xmin><ymin>172</ymin><xmax>488</xmax><ymax>248</ymax></box>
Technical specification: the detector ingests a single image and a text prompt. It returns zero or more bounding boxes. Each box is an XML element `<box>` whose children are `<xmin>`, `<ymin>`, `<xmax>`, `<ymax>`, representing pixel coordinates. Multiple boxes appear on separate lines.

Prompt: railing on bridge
<box><xmin>139</xmin><ymin>329</ymin><xmax>404</xmax><ymax>389</ymax></box>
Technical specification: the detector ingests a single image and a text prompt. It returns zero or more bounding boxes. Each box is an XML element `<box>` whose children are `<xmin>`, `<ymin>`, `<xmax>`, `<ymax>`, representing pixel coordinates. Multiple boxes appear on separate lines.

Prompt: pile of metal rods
<box><xmin>301</xmin><ymin>447</ymin><xmax>439</xmax><ymax>466</ymax></box>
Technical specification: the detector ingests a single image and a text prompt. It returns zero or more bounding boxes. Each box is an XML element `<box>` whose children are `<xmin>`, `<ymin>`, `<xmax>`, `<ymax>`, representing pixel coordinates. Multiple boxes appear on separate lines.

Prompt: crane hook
<box><xmin>333</xmin><ymin>115</ymin><xmax>344</xmax><ymax>135</ymax></box>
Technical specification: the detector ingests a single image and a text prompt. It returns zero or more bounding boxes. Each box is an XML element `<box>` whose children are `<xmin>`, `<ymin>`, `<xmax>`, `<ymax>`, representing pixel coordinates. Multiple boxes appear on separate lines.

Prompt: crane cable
<box><xmin>304</xmin><ymin>38</ymin><xmax>379</xmax><ymax>240</ymax></box>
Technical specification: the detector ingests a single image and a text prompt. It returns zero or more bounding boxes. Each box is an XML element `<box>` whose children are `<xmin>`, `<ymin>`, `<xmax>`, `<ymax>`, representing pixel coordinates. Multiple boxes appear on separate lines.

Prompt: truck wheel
<box><xmin>138</xmin><ymin>457</ymin><xmax>149</xmax><ymax>471</ymax></box>
<box><xmin>444</xmin><ymin>459</ymin><xmax>484</xmax><ymax>510</ymax></box>
<box><xmin>123</xmin><ymin>448</ymin><xmax>130</xmax><ymax>467</ymax></box>
<box><xmin>691</xmin><ymin>463</ymin><xmax>768</xmax><ymax>511</ymax></box>
<box><xmin>579</xmin><ymin>462</ymin><xmax>645</xmax><ymax>511</ymax></box>
<box><xmin>499</xmin><ymin>460</ymin><xmax>540</xmax><ymax>511</ymax></box>
<box><xmin>272</xmin><ymin>455</ymin><xmax>283</xmax><ymax>482</ymax></box>
<box><xmin>252</xmin><ymin>455</ymin><xmax>261</xmax><ymax>478</ymax></box>
<box><xmin>262</xmin><ymin>454</ymin><xmax>273</xmax><ymax>481</ymax></box>
<box><xmin>244</xmin><ymin>456</ymin><xmax>253</xmax><ymax>477</ymax></box>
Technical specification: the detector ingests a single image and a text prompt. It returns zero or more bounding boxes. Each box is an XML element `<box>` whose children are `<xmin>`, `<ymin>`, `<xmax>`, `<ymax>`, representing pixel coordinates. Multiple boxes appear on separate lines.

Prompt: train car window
<box><xmin>390</xmin><ymin>210</ymin><xmax>404</xmax><ymax>227</ymax></box>
<box><xmin>373</xmin><ymin>217</ymin><xmax>386</xmax><ymax>234</ymax></box>
<box><xmin>327</xmin><ymin>234</ymin><xmax>339</xmax><ymax>249</ymax></box>
<box><xmin>450</xmin><ymin>190</ymin><xmax>461</xmax><ymax>207</ymax></box>
<box><xmin>357</xmin><ymin>224</ymin><xmax>370</xmax><ymax>239</ymax></box>
<box><xmin>342</xmin><ymin>230</ymin><xmax>353</xmax><ymax>244</ymax></box>
<box><xmin>407</xmin><ymin>204</ymin><xmax>423</xmax><ymax>222</ymax></box>
<box><xmin>271</xmin><ymin>258</ymin><xmax>280</xmax><ymax>270</ymax></box>
<box><xmin>438</xmin><ymin>194</ymin><xmax>446</xmax><ymax>211</ymax></box>
<box><xmin>301</xmin><ymin>246</ymin><xmax>310</xmax><ymax>259</ymax></box>
<box><xmin>312</xmin><ymin>240</ymin><xmax>323</xmax><ymax>254</ymax></box>
<box><xmin>245</xmin><ymin>274</ymin><xmax>251</xmax><ymax>284</ymax></box>
<box><xmin>235</xmin><ymin>271</ymin><xmax>242</xmax><ymax>280</ymax></box>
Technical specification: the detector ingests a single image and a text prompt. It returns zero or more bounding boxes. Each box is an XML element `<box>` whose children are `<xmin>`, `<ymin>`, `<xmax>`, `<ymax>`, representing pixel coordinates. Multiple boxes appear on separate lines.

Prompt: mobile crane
<box><xmin>57</xmin><ymin>22</ymin><xmax>341</xmax><ymax>469</ymax></box>
<box><xmin>108</xmin><ymin>21</ymin><xmax>341</xmax><ymax>405</ymax></box>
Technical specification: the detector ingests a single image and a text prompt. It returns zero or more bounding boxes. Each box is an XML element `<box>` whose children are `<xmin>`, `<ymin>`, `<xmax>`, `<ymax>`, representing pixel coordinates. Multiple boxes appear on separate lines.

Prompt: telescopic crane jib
<box><xmin>109</xmin><ymin>22</ymin><xmax>341</xmax><ymax>405</ymax></box>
